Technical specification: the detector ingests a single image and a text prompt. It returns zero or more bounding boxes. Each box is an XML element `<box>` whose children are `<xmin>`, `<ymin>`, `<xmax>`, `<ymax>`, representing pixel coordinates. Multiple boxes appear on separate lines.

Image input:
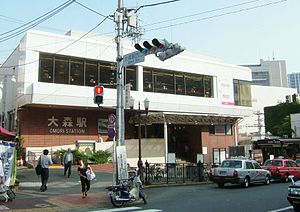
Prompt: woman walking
<box><xmin>77</xmin><ymin>159</ymin><xmax>92</xmax><ymax>198</ymax></box>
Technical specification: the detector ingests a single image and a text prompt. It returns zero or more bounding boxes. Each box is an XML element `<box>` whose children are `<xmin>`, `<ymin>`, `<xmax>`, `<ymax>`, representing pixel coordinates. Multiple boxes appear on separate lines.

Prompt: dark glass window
<box><xmin>85</xmin><ymin>60</ymin><xmax>98</xmax><ymax>86</ymax></box>
<box><xmin>143</xmin><ymin>68</ymin><xmax>153</xmax><ymax>92</ymax></box>
<box><xmin>70</xmin><ymin>59</ymin><xmax>84</xmax><ymax>86</ymax></box>
<box><xmin>204</xmin><ymin>76</ymin><xmax>213</xmax><ymax>97</ymax></box>
<box><xmin>39</xmin><ymin>54</ymin><xmax>53</xmax><ymax>83</ymax></box>
<box><xmin>234</xmin><ymin>79</ymin><xmax>252</xmax><ymax>106</ymax></box>
<box><xmin>54</xmin><ymin>56</ymin><xmax>69</xmax><ymax>84</ymax></box>
<box><xmin>100</xmin><ymin>62</ymin><xmax>116</xmax><ymax>89</ymax></box>
<box><xmin>153</xmin><ymin>70</ymin><xmax>174</xmax><ymax>94</ymax></box>
<box><xmin>125</xmin><ymin>66</ymin><xmax>137</xmax><ymax>91</ymax></box>
<box><xmin>175</xmin><ymin>73</ymin><xmax>185</xmax><ymax>95</ymax></box>
<box><xmin>185</xmin><ymin>74</ymin><xmax>204</xmax><ymax>97</ymax></box>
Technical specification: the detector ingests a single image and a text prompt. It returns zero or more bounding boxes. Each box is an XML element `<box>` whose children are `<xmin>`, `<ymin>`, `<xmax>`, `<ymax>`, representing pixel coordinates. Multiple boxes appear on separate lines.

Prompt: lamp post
<box><xmin>130</xmin><ymin>97</ymin><xmax>150</xmax><ymax>176</ymax></box>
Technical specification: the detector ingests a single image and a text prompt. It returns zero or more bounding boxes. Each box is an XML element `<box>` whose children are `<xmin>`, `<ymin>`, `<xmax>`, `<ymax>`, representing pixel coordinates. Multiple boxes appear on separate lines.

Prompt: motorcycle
<box><xmin>106</xmin><ymin>175</ymin><xmax>147</xmax><ymax>207</ymax></box>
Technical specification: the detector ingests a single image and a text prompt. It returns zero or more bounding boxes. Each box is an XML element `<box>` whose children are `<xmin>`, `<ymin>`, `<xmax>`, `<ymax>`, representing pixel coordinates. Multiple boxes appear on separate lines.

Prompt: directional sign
<box><xmin>123</xmin><ymin>51</ymin><xmax>145</xmax><ymax>67</ymax></box>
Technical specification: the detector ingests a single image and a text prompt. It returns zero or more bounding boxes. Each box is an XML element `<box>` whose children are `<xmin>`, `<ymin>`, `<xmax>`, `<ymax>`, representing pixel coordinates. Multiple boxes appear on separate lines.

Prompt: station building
<box><xmin>0</xmin><ymin>30</ymin><xmax>253</xmax><ymax>166</ymax></box>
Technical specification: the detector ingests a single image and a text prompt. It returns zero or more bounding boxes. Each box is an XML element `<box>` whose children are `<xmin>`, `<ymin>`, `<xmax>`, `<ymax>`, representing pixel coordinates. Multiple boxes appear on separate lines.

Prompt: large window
<box><xmin>125</xmin><ymin>66</ymin><xmax>137</xmax><ymax>91</ymax></box>
<box><xmin>39</xmin><ymin>54</ymin><xmax>53</xmax><ymax>83</ymax></box>
<box><xmin>143</xmin><ymin>67</ymin><xmax>214</xmax><ymax>98</ymax></box>
<box><xmin>153</xmin><ymin>70</ymin><xmax>174</xmax><ymax>94</ymax></box>
<box><xmin>100</xmin><ymin>62</ymin><xmax>116</xmax><ymax>89</ymax></box>
<box><xmin>85</xmin><ymin>60</ymin><xmax>98</xmax><ymax>87</ymax></box>
<box><xmin>234</xmin><ymin>80</ymin><xmax>252</xmax><ymax>107</ymax></box>
<box><xmin>143</xmin><ymin>68</ymin><xmax>154</xmax><ymax>92</ymax></box>
<box><xmin>70</xmin><ymin>59</ymin><xmax>84</xmax><ymax>86</ymax></box>
<box><xmin>54</xmin><ymin>56</ymin><xmax>69</xmax><ymax>84</ymax></box>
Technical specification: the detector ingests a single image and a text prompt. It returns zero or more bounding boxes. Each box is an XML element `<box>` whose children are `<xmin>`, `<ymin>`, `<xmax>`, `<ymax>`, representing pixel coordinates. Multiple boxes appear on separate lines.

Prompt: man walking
<box><xmin>63</xmin><ymin>148</ymin><xmax>73</xmax><ymax>178</ymax></box>
<box><xmin>39</xmin><ymin>149</ymin><xmax>53</xmax><ymax>192</ymax></box>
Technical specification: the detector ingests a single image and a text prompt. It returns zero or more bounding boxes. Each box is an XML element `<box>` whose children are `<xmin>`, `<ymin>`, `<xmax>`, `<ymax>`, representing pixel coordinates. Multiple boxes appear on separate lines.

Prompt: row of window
<box><xmin>38</xmin><ymin>53</ymin><xmax>252</xmax><ymax>104</ymax></box>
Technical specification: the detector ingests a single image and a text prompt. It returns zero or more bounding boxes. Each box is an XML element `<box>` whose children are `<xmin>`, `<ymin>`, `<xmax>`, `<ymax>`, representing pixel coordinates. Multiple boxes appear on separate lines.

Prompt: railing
<box><xmin>144</xmin><ymin>162</ymin><xmax>211</xmax><ymax>185</ymax></box>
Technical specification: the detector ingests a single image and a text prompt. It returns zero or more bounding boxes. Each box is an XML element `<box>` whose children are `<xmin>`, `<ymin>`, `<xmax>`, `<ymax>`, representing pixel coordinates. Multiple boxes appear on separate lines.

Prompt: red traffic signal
<box><xmin>95</xmin><ymin>86</ymin><xmax>103</xmax><ymax>95</ymax></box>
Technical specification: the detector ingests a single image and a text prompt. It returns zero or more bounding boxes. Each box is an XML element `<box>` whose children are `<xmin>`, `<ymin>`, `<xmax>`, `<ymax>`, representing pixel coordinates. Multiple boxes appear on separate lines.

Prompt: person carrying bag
<box><xmin>86</xmin><ymin>167</ymin><xmax>96</xmax><ymax>181</ymax></box>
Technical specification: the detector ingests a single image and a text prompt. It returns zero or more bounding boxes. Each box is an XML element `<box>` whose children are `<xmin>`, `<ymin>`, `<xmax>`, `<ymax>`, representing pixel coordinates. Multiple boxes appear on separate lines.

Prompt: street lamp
<box><xmin>129</xmin><ymin>97</ymin><xmax>150</xmax><ymax>176</ymax></box>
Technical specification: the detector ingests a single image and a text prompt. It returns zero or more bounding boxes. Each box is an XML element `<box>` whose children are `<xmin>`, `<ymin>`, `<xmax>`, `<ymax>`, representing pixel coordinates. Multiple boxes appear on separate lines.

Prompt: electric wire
<box><xmin>145</xmin><ymin>0</ymin><xmax>288</xmax><ymax>32</ymax></box>
<box><xmin>0</xmin><ymin>0</ymin><xmax>74</xmax><ymax>40</ymax></box>
<box><xmin>74</xmin><ymin>1</ymin><xmax>113</xmax><ymax>20</ymax></box>
<box><xmin>144</xmin><ymin>0</ymin><xmax>261</xmax><ymax>27</ymax></box>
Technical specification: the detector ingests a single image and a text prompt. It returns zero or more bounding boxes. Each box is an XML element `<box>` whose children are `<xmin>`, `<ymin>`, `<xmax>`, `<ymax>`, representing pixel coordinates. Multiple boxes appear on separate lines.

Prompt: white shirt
<box><xmin>0</xmin><ymin>160</ymin><xmax>4</xmax><ymax>177</ymax></box>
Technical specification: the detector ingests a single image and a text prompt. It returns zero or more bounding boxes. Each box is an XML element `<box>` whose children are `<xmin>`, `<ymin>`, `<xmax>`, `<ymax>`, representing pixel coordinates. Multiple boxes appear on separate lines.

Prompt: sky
<box><xmin>0</xmin><ymin>0</ymin><xmax>299</xmax><ymax>73</ymax></box>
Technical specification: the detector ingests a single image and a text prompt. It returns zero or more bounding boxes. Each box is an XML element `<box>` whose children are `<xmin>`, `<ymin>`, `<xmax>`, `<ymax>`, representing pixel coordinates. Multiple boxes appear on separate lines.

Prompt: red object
<box><xmin>95</xmin><ymin>86</ymin><xmax>104</xmax><ymax>95</ymax></box>
<box><xmin>0</xmin><ymin>127</ymin><xmax>16</xmax><ymax>141</ymax></box>
<box><xmin>262</xmin><ymin>158</ymin><xmax>300</xmax><ymax>181</ymax></box>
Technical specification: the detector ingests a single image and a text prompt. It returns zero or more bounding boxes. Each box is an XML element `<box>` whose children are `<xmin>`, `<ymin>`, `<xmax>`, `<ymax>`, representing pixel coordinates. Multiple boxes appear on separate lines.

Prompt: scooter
<box><xmin>106</xmin><ymin>176</ymin><xmax>147</xmax><ymax>207</ymax></box>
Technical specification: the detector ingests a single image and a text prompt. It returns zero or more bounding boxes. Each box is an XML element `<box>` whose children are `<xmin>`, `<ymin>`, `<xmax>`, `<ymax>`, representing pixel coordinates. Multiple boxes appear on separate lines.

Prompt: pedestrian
<box><xmin>77</xmin><ymin>158</ymin><xmax>92</xmax><ymax>198</ymax></box>
<box><xmin>38</xmin><ymin>149</ymin><xmax>53</xmax><ymax>192</ymax></box>
<box><xmin>63</xmin><ymin>148</ymin><xmax>73</xmax><ymax>178</ymax></box>
<box><xmin>0</xmin><ymin>159</ymin><xmax>4</xmax><ymax>184</ymax></box>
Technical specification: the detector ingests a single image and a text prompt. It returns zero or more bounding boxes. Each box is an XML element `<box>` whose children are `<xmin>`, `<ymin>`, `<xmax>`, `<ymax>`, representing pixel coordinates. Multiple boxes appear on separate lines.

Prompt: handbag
<box><xmin>35</xmin><ymin>158</ymin><xmax>42</xmax><ymax>176</ymax></box>
<box><xmin>86</xmin><ymin>170</ymin><xmax>96</xmax><ymax>181</ymax></box>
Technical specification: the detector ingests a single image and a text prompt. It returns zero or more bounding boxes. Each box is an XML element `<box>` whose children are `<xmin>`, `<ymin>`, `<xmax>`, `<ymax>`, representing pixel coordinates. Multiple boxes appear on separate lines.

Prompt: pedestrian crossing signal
<box><xmin>94</xmin><ymin>85</ymin><xmax>104</xmax><ymax>105</ymax></box>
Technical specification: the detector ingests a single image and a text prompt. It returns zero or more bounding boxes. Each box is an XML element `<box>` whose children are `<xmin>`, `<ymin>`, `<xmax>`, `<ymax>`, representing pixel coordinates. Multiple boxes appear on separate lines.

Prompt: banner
<box><xmin>0</xmin><ymin>141</ymin><xmax>16</xmax><ymax>186</ymax></box>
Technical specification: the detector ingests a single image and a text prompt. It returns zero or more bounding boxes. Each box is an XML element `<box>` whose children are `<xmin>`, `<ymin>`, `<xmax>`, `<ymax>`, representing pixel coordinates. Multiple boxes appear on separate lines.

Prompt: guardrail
<box><xmin>144</xmin><ymin>162</ymin><xmax>211</xmax><ymax>185</ymax></box>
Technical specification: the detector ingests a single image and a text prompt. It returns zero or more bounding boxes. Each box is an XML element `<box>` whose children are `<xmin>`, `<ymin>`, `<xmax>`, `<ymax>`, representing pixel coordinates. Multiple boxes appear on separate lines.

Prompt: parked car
<box><xmin>210</xmin><ymin>158</ymin><xmax>271</xmax><ymax>188</ymax></box>
<box><xmin>287</xmin><ymin>176</ymin><xmax>300</xmax><ymax>211</ymax></box>
<box><xmin>262</xmin><ymin>159</ymin><xmax>300</xmax><ymax>182</ymax></box>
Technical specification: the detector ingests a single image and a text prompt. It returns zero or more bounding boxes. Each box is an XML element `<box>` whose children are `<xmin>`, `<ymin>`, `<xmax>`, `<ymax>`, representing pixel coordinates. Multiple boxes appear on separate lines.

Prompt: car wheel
<box><xmin>217</xmin><ymin>183</ymin><xmax>224</xmax><ymax>188</ymax></box>
<box><xmin>243</xmin><ymin>177</ymin><xmax>250</xmax><ymax>188</ymax></box>
<box><xmin>293</xmin><ymin>205</ymin><xmax>300</xmax><ymax>212</ymax></box>
<box><xmin>264</xmin><ymin>176</ymin><xmax>270</xmax><ymax>185</ymax></box>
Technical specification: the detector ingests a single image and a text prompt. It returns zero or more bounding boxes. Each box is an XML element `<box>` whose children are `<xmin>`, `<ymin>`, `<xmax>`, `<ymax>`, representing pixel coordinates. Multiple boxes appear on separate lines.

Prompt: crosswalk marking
<box><xmin>89</xmin><ymin>207</ymin><xmax>162</xmax><ymax>212</ymax></box>
<box><xmin>268</xmin><ymin>206</ymin><xmax>293</xmax><ymax>212</ymax></box>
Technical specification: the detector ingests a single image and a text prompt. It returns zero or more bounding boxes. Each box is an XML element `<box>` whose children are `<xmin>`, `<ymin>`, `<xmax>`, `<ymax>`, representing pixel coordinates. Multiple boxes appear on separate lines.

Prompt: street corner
<box><xmin>0</xmin><ymin>198</ymin><xmax>56</xmax><ymax>211</ymax></box>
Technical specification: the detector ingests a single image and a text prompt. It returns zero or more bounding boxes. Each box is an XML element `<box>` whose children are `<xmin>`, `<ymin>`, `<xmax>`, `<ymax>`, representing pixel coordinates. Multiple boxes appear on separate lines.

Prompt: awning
<box><xmin>254</xmin><ymin>138</ymin><xmax>300</xmax><ymax>147</ymax></box>
<box><xmin>129</xmin><ymin>111</ymin><xmax>240</xmax><ymax>125</ymax></box>
<box><xmin>0</xmin><ymin>127</ymin><xmax>16</xmax><ymax>141</ymax></box>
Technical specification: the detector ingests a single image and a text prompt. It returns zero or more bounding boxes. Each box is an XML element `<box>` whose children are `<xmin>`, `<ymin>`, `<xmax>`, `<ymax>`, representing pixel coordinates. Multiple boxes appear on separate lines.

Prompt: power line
<box><xmin>74</xmin><ymin>1</ymin><xmax>113</xmax><ymax>20</ymax></box>
<box><xmin>0</xmin><ymin>0</ymin><xmax>75</xmax><ymax>43</ymax></box>
<box><xmin>144</xmin><ymin>0</ymin><xmax>261</xmax><ymax>27</ymax></box>
<box><xmin>146</xmin><ymin>0</ymin><xmax>288</xmax><ymax>32</ymax></box>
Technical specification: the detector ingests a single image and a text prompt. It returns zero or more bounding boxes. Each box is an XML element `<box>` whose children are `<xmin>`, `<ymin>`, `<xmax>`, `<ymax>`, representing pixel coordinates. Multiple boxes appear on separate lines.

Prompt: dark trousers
<box><xmin>80</xmin><ymin>177</ymin><xmax>90</xmax><ymax>193</ymax></box>
<box><xmin>64</xmin><ymin>161</ymin><xmax>72</xmax><ymax>177</ymax></box>
<box><xmin>41</xmin><ymin>168</ymin><xmax>49</xmax><ymax>191</ymax></box>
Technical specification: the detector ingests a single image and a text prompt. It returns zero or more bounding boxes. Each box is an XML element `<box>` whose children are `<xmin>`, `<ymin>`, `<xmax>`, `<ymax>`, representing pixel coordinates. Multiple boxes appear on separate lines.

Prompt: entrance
<box><xmin>168</xmin><ymin>125</ymin><xmax>201</xmax><ymax>163</ymax></box>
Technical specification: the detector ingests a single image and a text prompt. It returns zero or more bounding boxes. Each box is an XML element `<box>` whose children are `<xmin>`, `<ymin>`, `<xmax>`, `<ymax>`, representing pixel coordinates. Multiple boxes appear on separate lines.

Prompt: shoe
<box><xmin>85</xmin><ymin>192</ymin><xmax>87</xmax><ymax>196</ymax></box>
<box><xmin>82</xmin><ymin>196</ymin><xmax>85</xmax><ymax>199</ymax></box>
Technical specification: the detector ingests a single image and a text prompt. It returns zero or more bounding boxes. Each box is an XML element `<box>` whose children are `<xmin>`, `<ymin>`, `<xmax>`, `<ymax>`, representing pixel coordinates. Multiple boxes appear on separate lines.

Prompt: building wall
<box><xmin>288</xmin><ymin>73</ymin><xmax>300</xmax><ymax>93</ymax></box>
<box><xmin>239</xmin><ymin>85</ymin><xmax>297</xmax><ymax>136</ymax></box>
<box><xmin>18</xmin><ymin>106</ymin><xmax>111</xmax><ymax>147</ymax></box>
<box><xmin>201</xmin><ymin>126</ymin><xmax>235</xmax><ymax>165</ymax></box>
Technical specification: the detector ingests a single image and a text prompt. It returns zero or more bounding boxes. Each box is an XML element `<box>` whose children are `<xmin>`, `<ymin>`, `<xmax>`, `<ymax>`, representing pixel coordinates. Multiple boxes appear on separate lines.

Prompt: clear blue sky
<box><xmin>0</xmin><ymin>0</ymin><xmax>299</xmax><ymax>72</ymax></box>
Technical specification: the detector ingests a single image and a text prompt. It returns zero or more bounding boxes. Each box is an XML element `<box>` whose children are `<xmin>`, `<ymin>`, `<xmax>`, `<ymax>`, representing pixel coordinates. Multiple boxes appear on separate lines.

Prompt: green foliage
<box><xmin>54</xmin><ymin>149</ymin><xmax>112</xmax><ymax>164</ymax></box>
<box><xmin>89</xmin><ymin>150</ymin><xmax>112</xmax><ymax>164</ymax></box>
<box><xmin>264</xmin><ymin>102</ymin><xmax>300</xmax><ymax>137</ymax></box>
<box><xmin>16</xmin><ymin>137</ymin><xmax>25</xmax><ymax>160</ymax></box>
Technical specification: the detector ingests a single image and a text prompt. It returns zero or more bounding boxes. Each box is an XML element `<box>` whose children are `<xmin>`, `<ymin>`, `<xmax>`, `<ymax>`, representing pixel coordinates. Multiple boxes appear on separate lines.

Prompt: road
<box><xmin>98</xmin><ymin>182</ymin><xmax>294</xmax><ymax>212</ymax></box>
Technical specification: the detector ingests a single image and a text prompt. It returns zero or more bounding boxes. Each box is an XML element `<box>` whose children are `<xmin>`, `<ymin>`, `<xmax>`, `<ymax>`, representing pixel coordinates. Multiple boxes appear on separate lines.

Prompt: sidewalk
<box><xmin>0</xmin><ymin>165</ymin><xmax>115</xmax><ymax>211</ymax></box>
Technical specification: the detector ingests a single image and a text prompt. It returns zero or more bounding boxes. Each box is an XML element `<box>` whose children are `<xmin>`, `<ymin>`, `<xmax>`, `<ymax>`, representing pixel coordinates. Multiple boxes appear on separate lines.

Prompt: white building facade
<box><xmin>0</xmin><ymin>30</ymin><xmax>253</xmax><ymax>166</ymax></box>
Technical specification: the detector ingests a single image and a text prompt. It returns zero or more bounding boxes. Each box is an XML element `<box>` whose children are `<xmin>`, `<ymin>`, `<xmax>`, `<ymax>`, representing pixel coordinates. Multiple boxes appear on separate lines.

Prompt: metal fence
<box><xmin>144</xmin><ymin>162</ymin><xmax>210</xmax><ymax>185</ymax></box>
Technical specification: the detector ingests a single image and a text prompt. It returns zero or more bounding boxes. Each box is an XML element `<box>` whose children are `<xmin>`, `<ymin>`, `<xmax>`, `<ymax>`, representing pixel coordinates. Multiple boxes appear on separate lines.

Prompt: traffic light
<box><xmin>94</xmin><ymin>85</ymin><xmax>104</xmax><ymax>105</ymax></box>
<box><xmin>134</xmin><ymin>38</ymin><xmax>185</xmax><ymax>61</ymax></box>
<box><xmin>157</xmin><ymin>43</ymin><xmax>185</xmax><ymax>61</ymax></box>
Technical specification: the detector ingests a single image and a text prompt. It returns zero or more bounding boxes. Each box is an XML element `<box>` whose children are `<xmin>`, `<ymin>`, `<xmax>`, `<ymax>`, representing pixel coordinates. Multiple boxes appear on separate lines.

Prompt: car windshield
<box><xmin>221</xmin><ymin>160</ymin><xmax>242</xmax><ymax>168</ymax></box>
<box><xmin>264</xmin><ymin>160</ymin><xmax>283</xmax><ymax>167</ymax></box>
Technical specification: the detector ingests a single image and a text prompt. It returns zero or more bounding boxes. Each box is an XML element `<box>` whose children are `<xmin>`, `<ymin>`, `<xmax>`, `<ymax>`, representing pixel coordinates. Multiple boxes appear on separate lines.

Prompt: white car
<box><xmin>210</xmin><ymin>159</ymin><xmax>271</xmax><ymax>188</ymax></box>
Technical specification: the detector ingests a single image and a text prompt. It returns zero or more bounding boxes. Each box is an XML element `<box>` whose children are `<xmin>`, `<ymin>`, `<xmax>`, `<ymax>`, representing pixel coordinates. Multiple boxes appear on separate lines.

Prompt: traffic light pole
<box><xmin>115</xmin><ymin>0</ymin><xmax>126</xmax><ymax>183</ymax></box>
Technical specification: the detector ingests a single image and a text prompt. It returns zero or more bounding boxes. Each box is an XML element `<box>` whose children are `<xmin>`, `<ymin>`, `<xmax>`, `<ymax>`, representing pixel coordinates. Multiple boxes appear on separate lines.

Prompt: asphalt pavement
<box><xmin>0</xmin><ymin>165</ymin><xmax>116</xmax><ymax>211</ymax></box>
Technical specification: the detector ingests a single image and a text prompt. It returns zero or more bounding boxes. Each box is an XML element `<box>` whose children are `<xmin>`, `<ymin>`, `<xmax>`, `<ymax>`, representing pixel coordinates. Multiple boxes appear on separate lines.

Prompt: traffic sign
<box><xmin>123</xmin><ymin>51</ymin><xmax>145</xmax><ymax>67</ymax></box>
